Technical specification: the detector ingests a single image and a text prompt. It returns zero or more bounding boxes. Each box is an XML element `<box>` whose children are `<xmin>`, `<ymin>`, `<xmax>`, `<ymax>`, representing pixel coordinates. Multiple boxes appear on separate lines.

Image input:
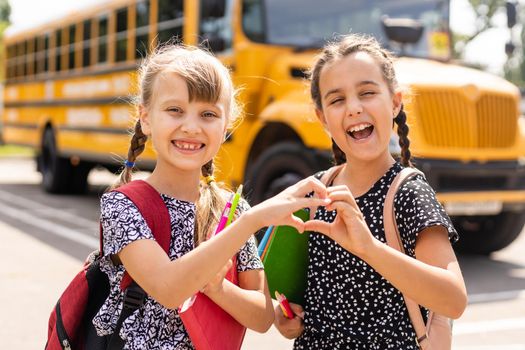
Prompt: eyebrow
<box><xmin>323</xmin><ymin>80</ymin><xmax>380</xmax><ymax>99</ymax></box>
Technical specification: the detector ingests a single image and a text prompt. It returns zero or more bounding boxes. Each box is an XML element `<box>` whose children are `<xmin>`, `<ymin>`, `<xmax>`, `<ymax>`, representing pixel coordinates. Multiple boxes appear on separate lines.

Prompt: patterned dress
<box><xmin>92</xmin><ymin>191</ymin><xmax>263</xmax><ymax>350</ymax></box>
<box><xmin>294</xmin><ymin>162</ymin><xmax>458</xmax><ymax>349</ymax></box>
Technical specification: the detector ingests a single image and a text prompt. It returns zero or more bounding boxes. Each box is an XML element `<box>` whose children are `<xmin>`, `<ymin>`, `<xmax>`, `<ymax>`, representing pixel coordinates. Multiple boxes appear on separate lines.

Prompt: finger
<box><xmin>304</xmin><ymin>219</ymin><xmax>332</xmax><ymax>234</ymax></box>
<box><xmin>326</xmin><ymin>201</ymin><xmax>358</xmax><ymax>221</ymax></box>
<box><xmin>326</xmin><ymin>192</ymin><xmax>358</xmax><ymax>211</ymax></box>
<box><xmin>291</xmin><ymin>197</ymin><xmax>331</xmax><ymax>211</ymax></box>
<box><xmin>284</xmin><ymin>215</ymin><xmax>306</xmax><ymax>233</ymax></box>
<box><xmin>294</xmin><ymin>176</ymin><xmax>329</xmax><ymax>199</ymax></box>
<box><xmin>289</xmin><ymin>302</ymin><xmax>304</xmax><ymax>315</ymax></box>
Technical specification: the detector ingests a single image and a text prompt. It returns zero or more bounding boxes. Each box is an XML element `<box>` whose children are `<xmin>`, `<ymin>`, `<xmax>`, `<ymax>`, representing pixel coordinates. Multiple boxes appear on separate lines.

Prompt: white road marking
<box><xmin>0</xmin><ymin>189</ymin><xmax>98</xmax><ymax>228</ymax></box>
<box><xmin>468</xmin><ymin>290</ymin><xmax>525</xmax><ymax>304</ymax></box>
<box><xmin>0</xmin><ymin>200</ymin><xmax>98</xmax><ymax>249</ymax></box>
<box><xmin>454</xmin><ymin>317</ymin><xmax>525</xmax><ymax>335</ymax></box>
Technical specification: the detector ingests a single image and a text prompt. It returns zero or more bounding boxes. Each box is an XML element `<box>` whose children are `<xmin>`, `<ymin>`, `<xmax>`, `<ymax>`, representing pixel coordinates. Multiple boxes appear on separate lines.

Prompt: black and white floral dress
<box><xmin>92</xmin><ymin>191</ymin><xmax>263</xmax><ymax>350</ymax></box>
<box><xmin>294</xmin><ymin>162</ymin><xmax>458</xmax><ymax>350</ymax></box>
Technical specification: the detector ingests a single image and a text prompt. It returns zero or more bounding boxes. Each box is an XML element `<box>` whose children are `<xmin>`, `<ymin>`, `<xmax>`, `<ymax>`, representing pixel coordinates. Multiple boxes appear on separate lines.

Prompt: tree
<box><xmin>453</xmin><ymin>0</ymin><xmax>505</xmax><ymax>58</ymax></box>
<box><xmin>0</xmin><ymin>0</ymin><xmax>10</xmax><ymax>82</ymax></box>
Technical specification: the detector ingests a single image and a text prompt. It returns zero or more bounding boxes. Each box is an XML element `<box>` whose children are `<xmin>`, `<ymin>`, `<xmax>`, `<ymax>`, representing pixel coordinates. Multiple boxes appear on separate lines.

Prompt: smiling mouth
<box><xmin>172</xmin><ymin>140</ymin><xmax>205</xmax><ymax>151</ymax></box>
<box><xmin>347</xmin><ymin>124</ymin><xmax>374</xmax><ymax>140</ymax></box>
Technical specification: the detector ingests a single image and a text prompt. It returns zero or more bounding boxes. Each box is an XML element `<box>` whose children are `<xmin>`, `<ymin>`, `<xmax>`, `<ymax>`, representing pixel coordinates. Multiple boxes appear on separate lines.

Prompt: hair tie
<box><xmin>205</xmin><ymin>175</ymin><xmax>215</xmax><ymax>184</ymax></box>
<box><xmin>124</xmin><ymin>160</ymin><xmax>135</xmax><ymax>168</ymax></box>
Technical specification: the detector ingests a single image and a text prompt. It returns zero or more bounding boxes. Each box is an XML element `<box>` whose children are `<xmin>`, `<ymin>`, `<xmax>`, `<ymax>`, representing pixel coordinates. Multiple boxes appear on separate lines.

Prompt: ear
<box><xmin>315</xmin><ymin>108</ymin><xmax>328</xmax><ymax>129</ymax></box>
<box><xmin>138</xmin><ymin>105</ymin><xmax>151</xmax><ymax>136</ymax></box>
<box><xmin>392</xmin><ymin>91</ymin><xmax>402</xmax><ymax>117</ymax></box>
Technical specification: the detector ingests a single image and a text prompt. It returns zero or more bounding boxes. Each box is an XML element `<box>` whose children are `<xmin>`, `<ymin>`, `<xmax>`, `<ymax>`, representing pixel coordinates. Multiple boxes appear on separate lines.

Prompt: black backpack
<box><xmin>45</xmin><ymin>180</ymin><xmax>172</xmax><ymax>350</ymax></box>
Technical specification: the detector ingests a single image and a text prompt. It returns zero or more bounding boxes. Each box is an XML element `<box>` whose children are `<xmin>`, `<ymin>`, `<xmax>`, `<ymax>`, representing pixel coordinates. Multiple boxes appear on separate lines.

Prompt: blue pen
<box><xmin>257</xmin><ymin>225</ymin><xmax>274</xmax><ymax>257</ymax></box>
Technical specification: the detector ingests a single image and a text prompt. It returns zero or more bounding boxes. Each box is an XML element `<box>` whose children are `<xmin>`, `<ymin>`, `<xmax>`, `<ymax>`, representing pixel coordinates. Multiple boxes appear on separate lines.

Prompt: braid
<box><xmin>195</xmin><ymin>159</ymin><xmax>226</xmax><ymax>245</ymax></box>
<box><xmin>109</xmin><ymin>120</ymin><xmax>148</xmax><ymax>191</ymax></box>
<box><xmin>331</xmin><ymin>139</ymin><xmax>346</xmax><ymax>165</ymax></box>
<box><xmin>394</xmin><ymin>105</ymin><xmax>412</xmax><ymax>167</ymax></box>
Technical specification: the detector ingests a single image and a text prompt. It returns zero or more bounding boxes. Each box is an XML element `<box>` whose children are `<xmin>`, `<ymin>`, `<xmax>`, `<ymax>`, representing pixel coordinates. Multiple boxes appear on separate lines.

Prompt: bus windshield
<box><xmin>243</xmin><ymin>0</ymin><xmax>450</xmax><ymax>59</ymax></box>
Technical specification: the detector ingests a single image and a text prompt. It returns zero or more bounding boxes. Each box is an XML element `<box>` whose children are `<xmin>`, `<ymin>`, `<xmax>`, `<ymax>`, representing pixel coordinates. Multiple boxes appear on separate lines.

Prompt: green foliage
<box><xmin>0</xmin><ymin>0</ymin><xmax>9</xmax><ymax>25</ymax></box>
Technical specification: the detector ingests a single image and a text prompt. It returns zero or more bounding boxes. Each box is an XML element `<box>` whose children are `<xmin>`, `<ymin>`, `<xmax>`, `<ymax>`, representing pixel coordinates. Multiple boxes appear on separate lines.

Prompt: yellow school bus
<box><xmin>2</xmin><ymin>0</ymin><xmax>525</xmax><ymax>254</ymax></box>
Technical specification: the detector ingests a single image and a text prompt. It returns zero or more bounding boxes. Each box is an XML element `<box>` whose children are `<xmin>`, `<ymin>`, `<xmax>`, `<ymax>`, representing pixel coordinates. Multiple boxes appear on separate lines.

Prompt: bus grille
<box><xmin>414</xmin><ymin>90</ymin><xmax>517</xmax><ymax>148</ymax></box>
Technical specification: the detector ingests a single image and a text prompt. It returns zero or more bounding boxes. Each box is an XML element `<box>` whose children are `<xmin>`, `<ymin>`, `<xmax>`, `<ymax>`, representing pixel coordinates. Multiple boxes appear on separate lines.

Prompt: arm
<box><xmin>203</xmin><ymin>269</ymin><xmax>274</xmax><ymax>332</ymax></box>
<box><xmin>305</xmin><ymin>185</ymin><xmax>467</xmax><ymax>319</ymax></box>
<box><xmin>119</xmin><ymin>176</ymin><xmax>331</xmax><ymax>310</ymax></box>
<box><xmin>360</xmin><ymin>226</ymin><xmax>467</xmax><ymax>319</ymax></box>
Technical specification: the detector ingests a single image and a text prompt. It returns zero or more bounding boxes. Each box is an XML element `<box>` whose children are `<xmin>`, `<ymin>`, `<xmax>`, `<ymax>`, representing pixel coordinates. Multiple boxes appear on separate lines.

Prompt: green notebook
<box><xmin>259</xmin><ymin>209</ymin><xmax>310</xmax><ymax>305</ymax></box>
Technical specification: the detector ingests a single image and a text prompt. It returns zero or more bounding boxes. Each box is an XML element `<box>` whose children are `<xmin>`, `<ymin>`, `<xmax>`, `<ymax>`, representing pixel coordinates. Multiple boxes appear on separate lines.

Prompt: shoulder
<box><xmin>101</xmin><ymin>190</ymin><xmax>143</xmax><ymax>220</ymax></box>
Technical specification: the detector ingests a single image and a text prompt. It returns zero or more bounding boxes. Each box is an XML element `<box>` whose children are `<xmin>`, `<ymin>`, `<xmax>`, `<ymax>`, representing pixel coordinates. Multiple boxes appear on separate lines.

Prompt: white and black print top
<box><xmin>92</xmin><ymin>192</ymin><xmax>263</xmax><ymax>350</ymax></box>
<box><xmin>294</xmin><ymin>162</ymin><xmax>458</xmax><ymax>350</ymax></box>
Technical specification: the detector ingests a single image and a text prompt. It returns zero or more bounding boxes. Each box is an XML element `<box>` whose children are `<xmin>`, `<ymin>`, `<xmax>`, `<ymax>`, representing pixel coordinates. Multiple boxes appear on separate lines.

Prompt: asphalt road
<box><xmin>1</xmin><ymin>157</ymin><xmax>524</xmax><ymax>349</ymax></box>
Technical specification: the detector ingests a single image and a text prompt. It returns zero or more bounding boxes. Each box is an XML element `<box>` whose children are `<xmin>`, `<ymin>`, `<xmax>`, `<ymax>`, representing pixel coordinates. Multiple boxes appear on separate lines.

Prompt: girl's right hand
<box><xmin>249</xmin><ymin>176</ymin><xmax>331</xmax><ymax>232</ymax></box>
<box><xmin>274</xmin><ymin>301</ymin><xmax>304</xmax><ymax>339</ymax></box>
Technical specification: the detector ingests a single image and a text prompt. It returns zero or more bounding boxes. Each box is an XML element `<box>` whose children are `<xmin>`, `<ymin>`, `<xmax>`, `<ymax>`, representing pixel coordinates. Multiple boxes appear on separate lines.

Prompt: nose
<box><xmin>180</xmin><ymin>115</ymin><xmax>202</xmax><ymax>135</ymax></box>
<box><xmin>347</xmin><ymin>99</ymin><xmax>363</xmax><ymax>117</ymax></box>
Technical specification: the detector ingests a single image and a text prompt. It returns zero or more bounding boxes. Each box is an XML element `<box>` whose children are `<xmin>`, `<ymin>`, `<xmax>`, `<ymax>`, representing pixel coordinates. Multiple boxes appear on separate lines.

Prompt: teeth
<box><xmin>349</xmin><ymin>123</ymin><xmax>371</xmax><ymax>133</ymax></box>
<box><xmin>175</xmin><ymin>141</ymin><xmax>201</xmax><ymax>150</ymax></box>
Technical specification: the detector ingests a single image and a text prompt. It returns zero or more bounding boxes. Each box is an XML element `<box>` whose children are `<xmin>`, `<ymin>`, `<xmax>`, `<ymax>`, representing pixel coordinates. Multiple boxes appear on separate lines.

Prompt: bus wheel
<box><xmin>41</xmin><ymin>128</ymin><xmax>89</xmax><ymax>194</ymax></box>
<box><xmin>245</xmin><ymin>142</ymin><xmax>325</xmax><ymax>205</ymax></box>
<box><xmin>453</xmin><ymin>211</ymin><xmax>525</xmax><ymax>255</ymax></box>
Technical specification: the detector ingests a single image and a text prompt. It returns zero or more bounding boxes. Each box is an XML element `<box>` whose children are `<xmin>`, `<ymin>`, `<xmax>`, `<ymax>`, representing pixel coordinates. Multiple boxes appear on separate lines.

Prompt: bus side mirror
<box><xmin>506</xmin><ymin>1</ymin><xmax>517</xmax><ymax>28</ymax></box>
<box><xmin>381</xmin><ymin>16</ymin><xmax>424</xmax><ymax>45</ymax></box>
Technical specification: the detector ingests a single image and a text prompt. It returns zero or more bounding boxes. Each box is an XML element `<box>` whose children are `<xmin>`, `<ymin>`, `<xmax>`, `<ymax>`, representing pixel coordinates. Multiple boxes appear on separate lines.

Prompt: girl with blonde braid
<box><xmin>274</xmin><ymin>34</ymin><xmax>467</xmax><ymax>349</ymax></box>
<box><xmin>92</xmin><ymin>44</ymin><xmax>331</xmax><ymax>349</ymax></box>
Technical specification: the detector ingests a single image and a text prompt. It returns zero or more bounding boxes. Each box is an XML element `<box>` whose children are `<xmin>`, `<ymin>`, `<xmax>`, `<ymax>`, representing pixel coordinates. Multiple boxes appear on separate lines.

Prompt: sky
<box><xmin>5</xmin><ymin>0</ymin><xmax>519</xmax><ymax>75</ymax></box>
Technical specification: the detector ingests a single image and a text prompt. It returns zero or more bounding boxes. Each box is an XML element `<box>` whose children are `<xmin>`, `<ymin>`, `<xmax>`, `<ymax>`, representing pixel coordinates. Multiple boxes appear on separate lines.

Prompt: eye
<box><xmin>329</xmin><ymin>97</ymin><xmax>344</xmax><ymax>105</ymax></box>
<box><xmin>166</xmin><ymin>106</ymin><xmax>183</xmax><ymax>114</ymax></box>
<box><xmin>202</xmin><ymin>111</ymin><xmax>219</xmax><ymax>119</ymax></box>
<box><xmin>361</xmin><ymin>91</ymin><xmax>376</xmax><ymax>97</ymax></box>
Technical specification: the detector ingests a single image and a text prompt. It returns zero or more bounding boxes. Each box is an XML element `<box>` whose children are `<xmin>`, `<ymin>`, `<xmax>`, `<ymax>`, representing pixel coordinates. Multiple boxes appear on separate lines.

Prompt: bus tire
<box><xmin>41</xmin><ymin>128</ymin><xmax>89</xmax><ymax>194</ymax></box>
<box><xmin>245</xmin><ymin>142</ymin><xmax>324</xmax><ymax>205</ymax></box>
<box><xmin>453</xmin><ymin>211</ymin><xmax>525</xmax><ymax>255</ymax></box>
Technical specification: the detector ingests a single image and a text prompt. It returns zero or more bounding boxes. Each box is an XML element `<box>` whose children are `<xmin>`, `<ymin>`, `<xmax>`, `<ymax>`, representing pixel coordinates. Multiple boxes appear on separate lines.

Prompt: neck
<box><xmin>147</xmin><ymin>163</ymin><xmax>201</xmax><ymax>203</ymax></box>
<box><xmin>338</xmin><ymin>152</ymin><xmax>395</xmax><ymax>197</ymax></box>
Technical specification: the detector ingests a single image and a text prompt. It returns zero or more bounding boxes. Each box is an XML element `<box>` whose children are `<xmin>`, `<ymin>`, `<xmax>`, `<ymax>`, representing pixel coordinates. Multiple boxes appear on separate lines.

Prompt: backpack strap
<box><xmin>113</xmin><ymin>180</ymin><xmax>172</xmax><ymax>290</ymax></box>
<box><xmin>382</xmin><ymin>167</ymin><xmax>430</xmax><ymax>346</ymax></box>
<box><xmin>104</xmin><ymin>180</ymin><xmax>172</xmax><ymax>350</ymax></box>
<box><xmin>319</xmin><ymin>164</ymin><xmax>345</xmax><ymax>186</ymax></box>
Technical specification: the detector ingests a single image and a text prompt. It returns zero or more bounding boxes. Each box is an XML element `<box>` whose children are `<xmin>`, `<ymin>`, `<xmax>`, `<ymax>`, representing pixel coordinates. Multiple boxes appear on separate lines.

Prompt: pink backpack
<box><xmin>383</xmin><ymin>167</ymin><xmax>452</xmax><ymax>350</ymax></box>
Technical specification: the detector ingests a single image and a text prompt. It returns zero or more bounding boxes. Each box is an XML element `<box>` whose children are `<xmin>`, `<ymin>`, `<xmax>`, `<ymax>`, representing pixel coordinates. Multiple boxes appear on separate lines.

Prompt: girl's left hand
<box><xmin>304</xmin><ymin>185</ymin><xmax>376</xmax><ymax>257</ymax></box>
<box><xmin>201</xmin><ymin>258</ymin><xmax>233</xmax><ymax>295</ymax></box>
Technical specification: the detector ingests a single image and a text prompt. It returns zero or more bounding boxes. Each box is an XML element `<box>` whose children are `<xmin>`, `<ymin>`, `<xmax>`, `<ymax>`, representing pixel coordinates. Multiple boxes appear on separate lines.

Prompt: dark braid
<box><xmin>201</xmin><ymin>159</ymin><xmax>213</xmax><ymax>177</ymax></box>
<box><xmin>331</xmin><ymin>139</ymin><xmax>346</xmax><ymax>165</ymax></box>
<box><xmin>110</xmin><ymin>120</ymin><xmax>148</xmax><ymax>190</ymax></box>
<box><xmin>394</xmin><ymin>105</ymin><xmax>412</xmax><ymax>167</ymax></box>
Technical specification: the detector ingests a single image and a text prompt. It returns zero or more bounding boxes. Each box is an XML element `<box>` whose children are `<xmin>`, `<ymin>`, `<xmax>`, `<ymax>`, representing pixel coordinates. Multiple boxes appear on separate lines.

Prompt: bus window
<box><xmin>68</xmin><ymin>24</ymin><xmax>76</xmax><ymax>70</ymax></box>
<box><xmin>98</xmin><ymin>15</ymin><xmax>108</xmax><ymax>64</ymax></box>
<box><xmin>27</xmin><ymin>39</ymin><xmax>34</xmax><ymax>77</ymax></box>
<box><xmin>18</xmin><ymin>42</ymin><xmax>26</xmax><ymax>77</ymax></box>
<box><xmin>116</xmin><ymin>7</ymin><xmax>128</xmax><ymax>62</ymax></box>
<box><xmin>242</xmin><ymin>0</ymin><xmax>264</xmax><ymax>42</ymax></box>
<box><xmin>55</xmin><ymin>30</ymin><xmax>62</xmax><ymax>72</ymax></box>
<box><xmin>44</xmin><ymin>33</ymin><xmax>50</xmax><ymax>73</ymax></box>
<box><xmin>157</xmin><ymin>0</ymin><xmax>183</xmax><ymax>44</ymax></box>
<box><xmin>199</xmin><ymin>0</ymin><xmax>233</xmax><ymax>53</ymax></box>
<box><xmin>6</xmin><ymin>45</ymin><xmax>15</xmax><ymax>79</ymax></box>
<box><xmin>83</xmin><ymin>20</ymin><xmax>91</xmax><ymax>67</ymax></box>
<box><xmin>135</xmin><ymin>0</ymin><xmax>150</xmax><ymax>59</ymax></box>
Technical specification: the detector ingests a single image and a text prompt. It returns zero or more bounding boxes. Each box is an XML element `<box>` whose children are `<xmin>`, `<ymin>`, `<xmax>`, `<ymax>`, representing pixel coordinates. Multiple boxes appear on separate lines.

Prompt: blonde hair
<box><xmin>112</xmin><ymin>44</ymin><xmax>241</xmax><ymax>245</ymax></box>
<box><xmin>309</xmin><ymin>33</ymin><xmax>412</xmax><ymax>167</ymax></box>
